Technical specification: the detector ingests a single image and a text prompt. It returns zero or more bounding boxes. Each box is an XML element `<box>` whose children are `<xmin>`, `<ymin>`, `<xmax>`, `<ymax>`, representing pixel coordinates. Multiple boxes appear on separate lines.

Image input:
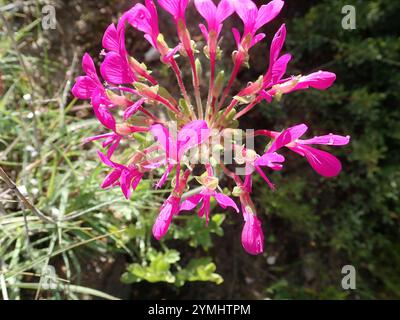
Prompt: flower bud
<box><xmin>195</xmin><ymin>58</ymin><xmax>202</xmax><ymax>79</ymax></box>
<box><xmin>116</xmin><ymin>123</ymin><xmax>134</xmax><ymax>135</ymax></box>
<box><xmin>212</xmin><ymin>70</ymin><xmax>225</xmax><ymax>99</ymax></box>
<box><xmin>135</xmin><ymin>83</ymin><xmax>159</xmax><ymax>99</ymax></box>
<box><xmin>241</xmin><ymin>207</ymin><xmax>264</xmax><ymax>255</ymax></box>
<box><xmin>106</xmin><ymin>90</ymin><xmax>131</xmax><ymax>107</ymax></box>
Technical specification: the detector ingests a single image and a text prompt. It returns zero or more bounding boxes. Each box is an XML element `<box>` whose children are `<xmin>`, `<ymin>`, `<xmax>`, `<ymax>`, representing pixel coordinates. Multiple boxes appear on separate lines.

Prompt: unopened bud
<box><xmin>156</xmin><ymin>34</ymin><xmax>170</xmax><ymax>57</ymax></box>
<box><xmin>106</xmin><ymin>90</ymin><xmax>130</xmax><ymax>107</ymax></box>
<box><xmin>179</xmin><ymin>98</ymin><xmax>192</xmax><ymax>117</ymax></box>
<box><xmin>212</xmin><ymin>70</ymin><xmax>225</xmax><ymax>98</ymax></box>
<box><xmin>225</xmin><ymin>108</ymin><xmax>237</xmax><ymax>123</ymax></box>
<box><xmin>116</xmin><ymin>123</ymin><xmax>134</xmax><ymax>135</ymax></box>
<box><xmin>195</xmin><ymin>58</ymin><xmax>202</xmax><ymax>79</ymax></box>
<box><xmin>203</xmin><ymin>45</ymin><xmax>210</xmax><ymax>59</ymax></box>
<box><xmin>232</xmin><ymin>186</ymin><xmax>243</xmax><ymax>197</ymax></box>
<box><xmin>135</xmin><ymin>83</ymin><xmax>159</xmax><ymax>99</ymax></box>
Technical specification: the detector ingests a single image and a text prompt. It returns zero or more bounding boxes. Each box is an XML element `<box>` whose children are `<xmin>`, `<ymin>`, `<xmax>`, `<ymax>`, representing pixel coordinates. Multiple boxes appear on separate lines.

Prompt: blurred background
<box><xmin>0</xmin><ymin>0</ymin><xmax>399</xmax><ymax>300</ymax></box>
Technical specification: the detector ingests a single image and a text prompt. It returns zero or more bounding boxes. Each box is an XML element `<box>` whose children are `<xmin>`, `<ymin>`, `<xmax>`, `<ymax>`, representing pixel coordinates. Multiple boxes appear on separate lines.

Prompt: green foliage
<box><xmin>121</xmin><ymin>249</ymin><xmax>223</xmax><ymax>286</ymax></box>
<box><xmin>0</xmin><ymin>3</ymin><xmax>224</xmax><ymax>300</ymax></box>
<box><xmin>171</xmin><ymin>213</ymin><xmax>226</xmax><ymax>250</ymax></box>
<box><xmin>122</xmin><ymin>249</ymin><xmax>180</xmax><ymax>284</ymax></box>
<box><xmin>251</xmin><ymin>0</ymin><xmax>400</xmax><ymax>299</ymax></box>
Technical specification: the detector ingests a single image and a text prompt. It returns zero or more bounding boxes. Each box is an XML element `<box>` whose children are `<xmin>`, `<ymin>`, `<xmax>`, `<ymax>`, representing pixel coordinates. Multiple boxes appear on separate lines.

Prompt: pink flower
<box><xmin>180</xmin><ymin>188</ymin><xmax>239</xmax><ymax>223</ymax></box>
<box><xmin>100</xmin><ymin>23</ymin><xmax>136</xmax><ymax>84</ymax></box>
<box><xmin>72</xmin><ymin>0</ymin><xmax>350</xmax><ymax>256</ymax></box>
<box><xmin>97</xmin><ymin>151</ymin><xmax>144</xmax><ymax>199</ymax></box>
<box><xmin>195</xmin><ymin>0</ymin><xmax>234</xmax><ymax>41</ymax></box>
<box><xmin>83</xmin><ymin>130</ymin><xmax>123</xmax><ymax>159</ymax></box>
<box><xmin>241</xmin><ymin>202</ymin><xmax>264</xmax><ymax>255</ymax></box>
<box><xmin>71</xmin><ymin>53</ymin><xmax>104</xmax><ymax>100</ymax></box>
<box><xmin>232</xmin><ymin>0</ymin><xmax>284</xmax><ymax>51</ymax></box>
<box><xmin>236</xmin><ymin>146</ymin><xmax>285</xmax><ymax>191</ymax></box>
<box><xmin>149</xmin><ymin>120</ymin><xmax>210</xmax><ymax>188</ymax></box>
<box><xmin>90</xmin><ymin>89</ymin><xmax>117</xmax><ymax>131</ymax></box>
<box><xmin>268</xmin><ymin>124</ymin><xmax>350</xmax><ymax>177</ymax></box>
<box><xmin>72</xmin><ymin>53</ymin><xmax>133</xmax><ymax>108</ymax></box>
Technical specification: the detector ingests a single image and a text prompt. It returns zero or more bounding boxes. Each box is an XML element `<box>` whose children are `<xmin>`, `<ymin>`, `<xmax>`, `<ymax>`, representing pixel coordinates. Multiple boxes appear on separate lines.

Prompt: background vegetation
<box><xmin>0</xmin><ymin>0</ymin><xmax>399</xmax><ymax>299</ymax></box>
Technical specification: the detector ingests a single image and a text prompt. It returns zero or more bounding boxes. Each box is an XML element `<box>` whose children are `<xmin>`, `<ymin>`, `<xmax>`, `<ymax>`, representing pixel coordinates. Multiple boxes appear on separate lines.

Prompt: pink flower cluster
<box><xmin>72</xmin><ymin>0</ymin><xmax>350</xmax><ymax>255</ymax></box>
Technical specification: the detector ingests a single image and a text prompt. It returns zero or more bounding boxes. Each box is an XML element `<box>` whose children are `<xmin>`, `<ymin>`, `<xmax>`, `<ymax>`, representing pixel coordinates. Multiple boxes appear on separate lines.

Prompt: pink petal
<box><xmin>144</xmin><ymin>34</ymin><xmax>157</xmax><ymax>48</ymax></box>
<box><xmin>131</xmin><ymin>173</ymin><xmax>143</xmax><ymax>190</ymax></box>
<box><xmin>102</xmin><ymin>23</ymin><xmax>119</xmax><ymax>52</ymax></box>
<box><xmin>101</xmin><ymin>170</ymin><xmax>121</xmax><ymax>189</ymax></box>
<box><xmin>82</xmin><ymin>53</ymin><xmax>97</xmax><ymax>77</ymax></box>
<box><xmin>300</xmin><ymin>145</ymin><xmax>343</xmax><ymax>177</ymax></box>
<box><xmin>91</xmin><ymin>92</ymin><xmax>116</xmax><ymax>131</ymax></box>
<box><xmin>268</xmin><ymin>123</ymin><xmax>308</xmax><ymax>153</ymax></box>
<box><xmin>180</xmin><ymin>194</ymin><xmax>203</xmax><ymax>211</ymax></box>
<box><xmin>294</xmin><ymin>71</ymin><xmax>336</xmax><ymax>91</ymax></box>
<box><xmin>155</xmin><ymin>163</ymin><xmax>174</xmax><ymax>189</ymax></box>
<box><xmin>259</xmin><ymin>89</ymin><xmax>273</xmax><ymax>103</ymax></box>
<box><xmin>232</xmin><ymin>0</ymin><xmax>257</xmax><ymax>32</ymax></box>
<box><xmin>162</xmin><ymin>44</ymin><xmax>181</xmax><ymax>63</ymax></box>
<box><xmin>214</xmin><ymin>193</ymin><xmax>239</xmax><ymax>213</ymax></box>
<box><xmin>232</xmin><ymin>28</ymin><xmax>241</xmax><ymax>47</ymax></box>
<box><xmin>216</xmin><ymin>0</ymin><xmax>235</xmax><ymax>24</ymax></box>
<box><xmin>270</xmin><ymin>24</ymin><xmax>286</xmax><ymax>64</ymax></box>
<box><xmin>255</xmin><ymin>151</ymin><xmax>285</xmax><ymax>170</ymax></box>
<box><xmin>123</xmin><ymin>4</ymin><xmax>152</xmax><ymax>35</ymax></box>
<box><xmin>143</xmin><ymin>160</ymin><xmax>166</xmax><ymax>170</ymax></box>
<box><xmin>120</xmin><ymin>169</ymin><xmax>134</xmax><ymax>199</ymax></box>
<box><xmin>199</xmin><ymin>23</ymin><xmax>209</xmax><ymax>42</ymax></box>
<box><xmin>254</xmin><ymin>165</ymin><xmax>276</xmax><ymax>190</ymax></box>
<box><xmin>83</xmin><ymin>132</ymin><xmax>115</xmax><ymax>144</ymax></box>
<box><xmin>263</xmin><ymin>24</ymin><xmax>287</xmax><ymax>86</ymax></box>
<box><xmin>271</xmin><ymin>53</ymin><xmax>292</xmax><ymax>84</ymax></box>
<box><xmin>252</xmin><ymin>33</ymin><xmax>266</xmax><ymax>46</ymax></box>
<box><xmin>158</xmin><ymin>0</ymin><xmax>188</xmax><ymax>19</ymax></box>
<box><xmin>254</xmin><ymin>0</ymin><xmax>284</xmax><ymax>30</ymax></box>
<box><xmin>301</xmin><ymin>134</ymin><xmax>351</xmax><ymax>146</ymax></box>
<box><xmin>97</xmin><ymin>151</ymin><xmax>125</xmax><ymax>170</ymax></box>
<box><xmin>145</xmin><ymin>0</ymin><xmax>160</xmax><ymax>31</ymax></box>
<box><xmin>106</xmin><ymin>136</ymin><xmax>121</xmax><ymax>158</ymax></box>
<box><xmin>100</xmin><ymin>52</ymin><xmax>134</xmax><ymax>85</ymax></box>
<box><xmin>149</xmin><ymin>124</ymin><xmax>176</xmax><ymax>159</ymax></box>
<box><xmin>152</xmin><ymin>196</ymin><xmax>180</xmax><ymax>240</ymax></box>
<box><xmin>71</xmin><ymin>76</ymin><xmax>97</xmax><ymax>99</ymax></box>
<box><xmin>177</xmin><ymin>120</ymin><xmax>210</xmax><ymax>158</ymax></box>
<box><xmin>194</xmin><ymin>0</ymin><xmax>216</xmax><ymax>28</ymax></box>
